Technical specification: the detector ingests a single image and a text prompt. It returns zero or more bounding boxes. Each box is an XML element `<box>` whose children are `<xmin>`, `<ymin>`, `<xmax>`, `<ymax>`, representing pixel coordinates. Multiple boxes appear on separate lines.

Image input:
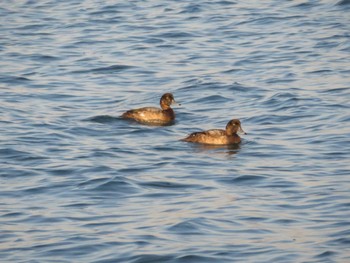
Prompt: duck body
<box><xmin>182</xmin><ymin>129</ymin><xmax>241</xmax><ymax>144</ymax></box>
<box><xmin>122</xmin><ymin>107</ymin><xmax>174</xmax><ymax>124</ymax></box>
<box><xmin>182</xmin><ymin>119</ymin><xmax>246</xmax><ymax>145</ymax></box>
<box><xmin>122</xmin><ymin>93</ymin><xmax>177</xmax><ymax>125</ymax></box>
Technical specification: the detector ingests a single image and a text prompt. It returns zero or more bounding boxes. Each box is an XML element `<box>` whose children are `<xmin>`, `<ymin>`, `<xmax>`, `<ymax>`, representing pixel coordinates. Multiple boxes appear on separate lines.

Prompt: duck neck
<box><xmin>163</xmin><ymin>107</ymin><xmax>174</xmax><ymax>119</ymax></box>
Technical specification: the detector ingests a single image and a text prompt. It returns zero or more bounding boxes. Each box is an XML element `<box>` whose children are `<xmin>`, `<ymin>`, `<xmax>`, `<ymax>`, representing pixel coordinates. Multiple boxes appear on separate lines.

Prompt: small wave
<box><xmin>306</xmin><ymin>69</ymin><xmax>333</xmax><ymax>75</ymax></box>
<box><xmin>321</xmin><ymin>87</ymin><xmax>349</xmax><ymax>94</ymax></box>
<box><xmin>90</xmin><ymin>64</ymin><xmax>134</xmax><ymax>73</ymax></box>
<box><xmin>144</xmin><ymin>37</ymin><xmax>164</xmax><ymax>44</ymax></box>
<box><xmin>139</xmin><ymin>180</ymin><xmax>200</xmax><ymax>190</ymax></box>
<box><xmin>129</xmin><ymin>254</ymin><xmax>174</xmax><ymax>263</ymax></box>
<box><xmin>78</xmin><ymin>177</ymin><xmax>110</xmax><ymax>188</ymax></box>
<box><xmin>2</xmin><ymin>212</ymin><xmax>26</xmax><ymax>218</ymax></box>
<box><xmin>261</xmin><ymin>92</ymin><xmax>300</xmax><ymax>107</ymax></box>
<box><xmin>0</xmin><ymin>169</ymin><xmax>40</xmax><ymax>179</ymax></box>
<box><xmin>176</xmin><ymin>254</ymin><xmax>221</xmax><ymax>263</ymax></box>
<box><xmin>292</xmin><ymin>2</ymin><xmax>317</xmax><ymax>9</ymax></box>
<box><xmin>179</xmin><ymin>4</ymin><xmax>202</xmax><ymax>14</ymax></box>
<box><xmin>153</xmin><ymin>31</ymin><xmax>196</xmax><ymax>39</ymax></box>
<box><xmin>61</xmin><ymin>202</ymin><xmax>93</xmax><ymax>208</ymax></box>
<box><xmin>272</xmin><ymin>218</ymin><xmax>299</xmax><ymax>224</ymax></box>
<box><xmin>238</xmin><ymin>16</ymin><xmax>291</xmax><ymax>26</ymax></box>
<box><xmin>0</xmin><ymin>148</ymin><xmax>48</xmax><ymax>164</ymax></box>
<box><xmin>29</xmin><ymin>54</ymin><xmax>60</xmax><ymax>61</ymax></box>
<box><xmin>332</xmin><ymin>237</ymin><xmax>350</xmax><ymax>245</ymax></box>
<box><xmin>191</xmin><ymin>94</ymin><xmax>230</xmax><ymax>104</ymax></box>
<box><xmin>167</xmin><ymin>220</ymin><xmax>202</xmax><ymax>234</ymax></box>
<box><xmin>0</xmin><ymin>75</ymin><xmax>31</xmax><ymax>83</ymax></box>
<box><xmin>89</xmin><ymin>9</ymin><xmax>119</xmax><ymax>16</ymax></box>
<box><xmin>336</xmin><ymin>0</ymin><xmax>350</xmax><ymax>6</ymax></box>
<box><xmin>0</xmin><ymin>148</ymin><xmax>28</xmax><ymax>157</ymax></box>
<box><xmin>71</xmin><ymin>65</ymin><xmax>134</xmax><ymax>74</ymax></box>
<box><xmin>232</xmin><ymin>175</ymin><xmax>266</xmax><ymax>184</ymax></box>
<box><xmin>314</xmin><ymin>251</ymin><xmax>337</xmax><ymax>259</ymax></box>
<box><xmin>48</xmin><ymin>168</ymin><xmax>75</xmax><ymax>176</ymax></box>
<box><xmin>87</xmin><ymin>179</ymin><xmax>138</xmax><ymax>195</ymax></box>
<box><xmin>217</xmin><ymin>1</ymin><xmax>237</xmax><ymax>5</ymax></box>
<box><xmin>16</xmin><ymin>24</ymin><xmax>46</xmax><ymax>31</ymax></box>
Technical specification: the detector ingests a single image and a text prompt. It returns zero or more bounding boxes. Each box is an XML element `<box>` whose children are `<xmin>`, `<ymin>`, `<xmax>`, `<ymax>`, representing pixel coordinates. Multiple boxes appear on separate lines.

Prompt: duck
<box><xmin>182</xmin><ymin>119</ymin><xmax>246</xmax><ymax>145</ymax></box>
<box><xmin>121</xmin><ymin>93</ymin><xmax>178</xmax><ymax>125</ymax></box>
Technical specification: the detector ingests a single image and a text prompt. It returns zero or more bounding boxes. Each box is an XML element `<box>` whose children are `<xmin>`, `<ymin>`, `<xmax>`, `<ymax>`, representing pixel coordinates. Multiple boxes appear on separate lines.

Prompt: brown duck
<box><xmin>122</xmin><ymin>93</ymin><xmax>178</xmax><ymax>125</ymax></box>
<box><xmin>182</xmin><ymin>119</ymin><xmax>246</xmax><ymax>145</ymax></box>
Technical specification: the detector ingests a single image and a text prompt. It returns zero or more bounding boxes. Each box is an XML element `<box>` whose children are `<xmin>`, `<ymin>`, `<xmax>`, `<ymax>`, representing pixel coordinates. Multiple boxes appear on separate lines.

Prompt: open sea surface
<box><xmin>1</xmin><ymin>0</ymin><xmax>350</xmax><ymax>262</ymax></box>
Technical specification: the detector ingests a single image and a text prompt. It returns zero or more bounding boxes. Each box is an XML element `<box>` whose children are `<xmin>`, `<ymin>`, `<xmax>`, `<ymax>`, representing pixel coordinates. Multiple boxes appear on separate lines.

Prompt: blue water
<box><xmin>1</xmin><ymin>1</ymin><xmax>350</xmax><ymax>262</ymax></box>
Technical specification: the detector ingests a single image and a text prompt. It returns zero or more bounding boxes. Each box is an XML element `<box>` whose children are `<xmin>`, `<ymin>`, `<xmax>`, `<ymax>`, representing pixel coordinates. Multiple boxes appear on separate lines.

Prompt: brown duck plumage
<box><xmin>182</xmin><ymin>119</ymin><xmax>246</xmax><ymax>145</ymax></box>
<box><xmin>122</xmin><ymin>93</ymin><xmax>178</xmax><ymax>125</ymax></box>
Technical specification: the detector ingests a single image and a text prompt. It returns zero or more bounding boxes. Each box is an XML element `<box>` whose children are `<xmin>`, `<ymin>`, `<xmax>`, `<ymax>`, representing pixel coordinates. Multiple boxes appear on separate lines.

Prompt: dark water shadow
<box><xmin>336</xmin><ymin>0</ymin><xmax>350</xmax><ymax>7</ymax></box>
<box><xmin>84</xmin><ymin>115</ymin><xmax>121</xmax><ymax>124</ymax></box>
<box><xmin>71</xmin><ymin>64</ymin><xmax>134</xmax><ymax>75</ymax></box>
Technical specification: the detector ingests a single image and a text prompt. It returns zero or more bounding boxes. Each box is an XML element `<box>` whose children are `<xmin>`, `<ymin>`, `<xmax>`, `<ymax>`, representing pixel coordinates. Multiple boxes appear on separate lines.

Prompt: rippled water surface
<box><xmin>1</xmin><ymin>0</ymin><xmax>350</xmax><ymax>262</ymax></box>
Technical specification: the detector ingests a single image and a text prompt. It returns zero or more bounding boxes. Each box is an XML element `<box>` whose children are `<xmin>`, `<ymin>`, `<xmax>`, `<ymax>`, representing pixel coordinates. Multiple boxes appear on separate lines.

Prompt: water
<box><xmin>1</xmin><ymin>0</ymin><xmax>350</xmax><ymax>262</ymax></box>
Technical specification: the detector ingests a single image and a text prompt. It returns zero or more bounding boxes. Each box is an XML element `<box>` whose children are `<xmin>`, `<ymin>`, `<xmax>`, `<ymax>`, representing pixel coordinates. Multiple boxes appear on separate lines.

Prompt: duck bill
<box><xmin>238</xmin><ymin>125</ymin><xmax>247</xmax><ymax>135</ymax></box>
<box><xmin>172</xmin><ymin>99</ymin><xmax>181</xmax><ymax>106</ymax></box>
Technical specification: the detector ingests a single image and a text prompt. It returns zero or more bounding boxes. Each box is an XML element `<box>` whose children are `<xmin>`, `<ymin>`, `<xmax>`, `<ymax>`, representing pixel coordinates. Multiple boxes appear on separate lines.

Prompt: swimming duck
<box><xmin>121</xmin><ymin>93</ymin><xmax>178</xmax><ymax>124</ymax></box>
<box><xmin>182</xmin><ymin>119</ymin><xmax>246</xmax><ymax>145</ymax></box>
